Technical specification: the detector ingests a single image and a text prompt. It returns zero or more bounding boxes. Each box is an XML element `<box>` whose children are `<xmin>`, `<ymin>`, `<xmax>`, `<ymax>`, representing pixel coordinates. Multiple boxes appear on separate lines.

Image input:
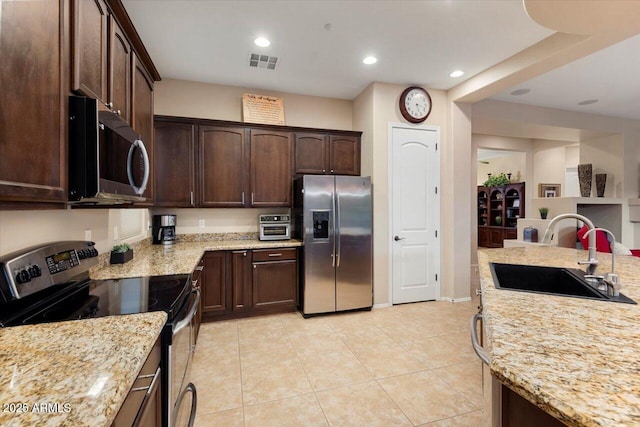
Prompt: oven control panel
<box><xmin>0</xmin><ymin>241</ymin><xmax>99</xmax><ymax>303</ymax></box>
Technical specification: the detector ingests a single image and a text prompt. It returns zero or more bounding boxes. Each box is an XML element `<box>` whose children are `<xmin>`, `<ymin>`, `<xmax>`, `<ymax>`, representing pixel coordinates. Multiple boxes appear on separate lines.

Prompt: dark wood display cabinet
<box><xmin>478</xmin><ymin>183</ymin><xmax>525</xmax><ymax>248</ymax></box>
<box><xmin>201</xmin><ymin>247</ymin><xmax>298</xmax><ymax>321</ymax></box>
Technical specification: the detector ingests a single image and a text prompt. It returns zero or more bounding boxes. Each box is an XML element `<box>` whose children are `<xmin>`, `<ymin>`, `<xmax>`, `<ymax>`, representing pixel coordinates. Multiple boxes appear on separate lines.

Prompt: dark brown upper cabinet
<box><xmin>0</xmin><ymin>0</ymin><xmax>68</xmax><ymax>207</ymax></box>
<box><xmin>71</xmin><ymin>0</ymin><xmax>109</xmax><ymax>104</ymax></box>
<box><xmin>294</xmin><ymin>133</ymin><xmax>329</xmax><ymax>174</ymax></box>
<box><xmin>109</xmin><ymin>15</ymin><xmax>131</xmax><ymax>122</ymax></box>
<box><xmin>293</xmin><ymin>133</ymin><xmax>361</xmax><ymax>176</ymax></box>
<box><xmin>153</xmin><ymin>120</ymin><xmax>196</xmax><ymax>207</ymax></box>
<box><xmin>250</xmin><ymin>130</ymin><xmax>293</xmax><ymax>207</ymax></box>
<box><xmin>329</xmin><ymin>135</ymin><xmax>361</xmax><ymax>176</ymax></box>
<box><xmin>199</xmin><ymin>126</ymin><xmax>248</xmax><ymax>208</ymax></box>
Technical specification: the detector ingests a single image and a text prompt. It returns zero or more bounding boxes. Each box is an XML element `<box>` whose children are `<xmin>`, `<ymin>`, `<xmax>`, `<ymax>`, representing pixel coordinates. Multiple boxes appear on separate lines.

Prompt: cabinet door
<box><xmin>202</xmin><ymin>252</ymin><xmax>227</xmax><ymax>313</ymax></box>
<box><xmin>153</xmin><ymin>121</ymin><xmax>196</xmax><ymax>207</ymax></box>
<box><xmin>71</xmin><ymin>0</ymin><xmax>108</xmax><ymax>103</ymax></box>
<box><xmin>200</xmin><ymin>126</ymin><xmax>248</xmax><ymax>207</ymax></box>
<box><xmin>478</xmin><ymin>227</ymin><xmax>490</xmax><ymax>248</ymax></box>
<box><xmin>0</xmin><ymin>0</ymin><xmax>67</xmax><ymax>204</ymax></box>
<box><xmin>250</xmin><ymin>130</ymin><xmax>293</xmax><ymax>207</ymax></box>
<box><xmin>329</xmin><ymin>135</ymin><xmax>360</xmax><ymax>176</ymax></box>
<box><xmin>252</xmin><ymin>260</ymin><xmax>297</xmax><ymax>309</ymax></box>
<box><xmin>131</xmin><ymin>54</ymin><xmax>154</xmax><ymax>200</ymax></box>
<box><xmin>109</xmin><ymin>15</ymin><xmax>131</xmax><ymax>123</ymax></box>
<box><xmin>231</xmin><ymin>250</ymin><xmax>252</xmax><ymax>311</ymax></box>
<box><xmin>294</xmin><ymin>133</ymin><xmax>329</xmax><ymax>174</ymax></box>
<box><xmin>488</xmin><ymin>228</ymin><xmax>504</xmax><ymax>248</ymax></box>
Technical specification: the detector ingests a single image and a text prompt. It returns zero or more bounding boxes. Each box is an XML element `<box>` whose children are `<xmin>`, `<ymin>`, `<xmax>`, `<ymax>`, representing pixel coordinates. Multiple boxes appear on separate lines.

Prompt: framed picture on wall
<box><xmin>539</xmin><ymin>183</ymin><xmax>561</xmax><ymax>198</ymax></box>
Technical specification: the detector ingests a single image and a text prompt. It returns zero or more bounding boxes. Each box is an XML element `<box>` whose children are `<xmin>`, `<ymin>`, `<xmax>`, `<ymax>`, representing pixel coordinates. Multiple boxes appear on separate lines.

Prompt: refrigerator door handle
<box><xmin>332</xmin><ymin>191</ymin><xmax>337</xmax><ymax>268</ymax></box>
<box><xmin>336</xmin><ymin>192</ymin><xmax>341</xmax><ymax>267</ymax></box>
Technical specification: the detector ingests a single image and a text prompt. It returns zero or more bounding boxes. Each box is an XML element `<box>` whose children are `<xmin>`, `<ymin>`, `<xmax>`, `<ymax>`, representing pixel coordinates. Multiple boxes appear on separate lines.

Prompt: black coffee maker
<box><xmin>152</xmin><ymin>214</ymin><xmax>176</xmax><ymax>245</ymax></box>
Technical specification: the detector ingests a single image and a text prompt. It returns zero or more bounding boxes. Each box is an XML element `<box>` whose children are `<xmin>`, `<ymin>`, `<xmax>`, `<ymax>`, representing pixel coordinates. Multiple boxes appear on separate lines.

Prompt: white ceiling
<box><xmin>122</xmin><ymin>0</ymin><xmax>553</xmax><ymax>99</ymax></box>
<box><xmin>123</xmin><ymin>1</ymin><xmax>639</xmax><ymax>123</ymax></box>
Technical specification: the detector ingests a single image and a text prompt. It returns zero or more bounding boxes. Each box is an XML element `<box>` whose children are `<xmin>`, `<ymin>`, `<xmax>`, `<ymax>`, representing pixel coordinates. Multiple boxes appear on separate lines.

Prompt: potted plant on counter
<box><xmin>539</xmin><ymin>207</ymin><xmax>549</xmax><ymax>219</ymax></box>
<box><xmin>110</xmin><ymin>243</ymin><xmax>133</xmax><ymax>264</ymax></box>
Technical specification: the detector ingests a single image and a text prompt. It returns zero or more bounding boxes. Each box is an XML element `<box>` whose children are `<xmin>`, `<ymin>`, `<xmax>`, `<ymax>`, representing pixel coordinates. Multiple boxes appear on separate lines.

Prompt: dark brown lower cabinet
<box><xmin>112</xmin><ymin>337</ymin><xmax>161</xmax><ymax>427</ymax></box>
<box><xmin>201</xmin><ymin>251</ymin><xmax>227</xmax><ymax>313</ymax></box>
<box><xmin>501</xmin><ymin>384</ymin><xmax>566</xmax><ymax>427</ymax></box>
<box><xmin>478</xmin><ymin>226</ymin><xmax>517</xmax><ymax>248</ymax></box>
<box><xmin>201</xmin><ymin>248</ymin><xmax>298</xmax><ymax>321</ymax></box>
<box><xmin>231</xmin><ymin>250</ymin><xmax>252</xmax><ymax>311</ymax></box>
<box><xmin>252</xmin><ymin>249</ymin><xmax>297</xmax><ymax>310</ymax></box>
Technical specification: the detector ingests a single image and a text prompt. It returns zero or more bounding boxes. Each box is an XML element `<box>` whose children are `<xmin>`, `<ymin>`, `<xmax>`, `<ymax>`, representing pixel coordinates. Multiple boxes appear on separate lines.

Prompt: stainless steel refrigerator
<box><xmin>293</xmin><ymin>175</ymin><xmax>373</xmax><ymax>316</ymax></box>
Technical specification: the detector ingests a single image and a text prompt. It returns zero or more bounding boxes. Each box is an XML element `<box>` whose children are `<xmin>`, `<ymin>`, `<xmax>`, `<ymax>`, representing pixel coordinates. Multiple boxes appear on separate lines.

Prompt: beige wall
<box><xmin>532</xmin><ymin>139</ymin><xmax>575</xmax><ymax>196</ymax></box>
<box><xmin>155</xmin><ymin>78</ymin><xmax>354</xmax><ymax>130</ymax></box>
<box><xmin>477</xmin><ymin>153</ymin><xmax>527</xmax><ymax>185</ymax></box>
<box><xmin>0</xmin><ymin>209</ymin><xmax>150</xmax><ymax>257</ymax></box>
<box><xmin>580</xmin><ymin>134</ymin><xmax>624</xmax><ymax>197</ymax></box>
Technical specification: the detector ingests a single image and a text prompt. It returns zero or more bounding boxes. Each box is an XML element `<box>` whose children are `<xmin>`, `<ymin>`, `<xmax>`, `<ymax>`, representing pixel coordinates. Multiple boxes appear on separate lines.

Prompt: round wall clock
<box><xmin>399</xmin><ymin>86</ymin><xmax>432</xmax><ymax>123</ymax></box>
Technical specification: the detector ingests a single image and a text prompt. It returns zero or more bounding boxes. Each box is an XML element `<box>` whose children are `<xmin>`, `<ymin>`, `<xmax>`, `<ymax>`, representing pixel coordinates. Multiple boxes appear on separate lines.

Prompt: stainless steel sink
<box><xmin>490</xmin><ymin>263</ymin><xmax>636</xmax><ymax>304</ymax></box>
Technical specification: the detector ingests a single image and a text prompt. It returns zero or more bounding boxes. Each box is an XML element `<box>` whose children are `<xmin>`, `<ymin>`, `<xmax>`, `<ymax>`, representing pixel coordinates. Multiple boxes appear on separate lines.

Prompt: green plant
<box><xmin>483</xmin><ymin>173</ymin><xmax>510</xmax><ymax>187</ymax></box>
<box><xmin>111</xmin><ymin>243</ymin><xmax>132</xmax><ymax>253</ymax></box>
<box><xmin>538</xmin><ymin>207</ymin><xmax>549</xmax><ymax>215</ymax></box>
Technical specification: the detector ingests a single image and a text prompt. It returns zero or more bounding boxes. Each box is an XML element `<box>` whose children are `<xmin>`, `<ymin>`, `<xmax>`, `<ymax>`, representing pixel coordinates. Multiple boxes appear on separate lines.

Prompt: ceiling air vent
<box><xmin>249</xmin><ymin>53</ymin><xmax>278</xmax><ymax>70</ymax></box>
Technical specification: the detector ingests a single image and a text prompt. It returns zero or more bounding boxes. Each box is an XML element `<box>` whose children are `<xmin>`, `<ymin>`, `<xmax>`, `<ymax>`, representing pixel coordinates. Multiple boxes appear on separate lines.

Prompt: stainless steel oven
<box><xmin>167</xmin><ymin>288</ymin><xmax>199</xmax><ymax>427</ymax></box>
<box><xmin>259</xmin><ymin>214</ymin><xmax>291</xmax><ymax>241</ymax></box>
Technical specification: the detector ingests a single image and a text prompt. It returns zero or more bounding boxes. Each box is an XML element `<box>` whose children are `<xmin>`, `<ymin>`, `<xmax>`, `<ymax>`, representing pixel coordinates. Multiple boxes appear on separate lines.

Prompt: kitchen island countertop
<box><xmin>91</xmin><ymin>238</ymin><xmax>302</xmax><ymax>280</ymax></box>
<box><xmin>478</xmin><ymin>246</ymin><xmax>640</xmax><ymax>427</ymax></box>
<box><xmin>0</xmin><ymin>311</ymin><xmax>166</xmax><ymax>427</ymax></box>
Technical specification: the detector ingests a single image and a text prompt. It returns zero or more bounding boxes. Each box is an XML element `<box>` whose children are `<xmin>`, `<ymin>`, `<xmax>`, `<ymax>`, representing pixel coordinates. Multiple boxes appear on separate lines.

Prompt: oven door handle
<box><xmin>173</xmin><ymin>289</ymin><xmax>200</xmax><ymax>334</ymax></box>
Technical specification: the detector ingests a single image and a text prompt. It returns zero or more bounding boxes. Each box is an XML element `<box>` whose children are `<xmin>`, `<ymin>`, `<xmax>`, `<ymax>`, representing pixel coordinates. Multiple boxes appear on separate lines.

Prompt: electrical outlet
<box><xmin>113</xmin><ymin>226</ymin><xmax>119</xmax><ymax>241</ymax></box>
<box><xmin>199</xmin><ymin>219</ymin><xmax>205</xmax><ymax>228</ymax></box>
<box><xmin>84</xmin><ymin>229</ymin><xmax>92</xmax><ymax>241</ymax></box>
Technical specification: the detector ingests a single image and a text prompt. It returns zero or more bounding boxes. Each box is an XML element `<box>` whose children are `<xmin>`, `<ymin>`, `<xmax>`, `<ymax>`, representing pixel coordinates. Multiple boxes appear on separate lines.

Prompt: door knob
<box><xmin>394</xmin><ymin>236</ymin><xmax>405</xmax><ymax>241</ymax></box>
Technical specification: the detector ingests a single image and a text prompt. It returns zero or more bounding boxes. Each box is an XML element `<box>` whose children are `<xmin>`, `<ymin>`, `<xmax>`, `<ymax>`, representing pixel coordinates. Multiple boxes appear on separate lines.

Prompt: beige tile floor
<box><xmin>192</xmin><ymin>300</ymin><xmax>487</xmax><ymax>427</ymax></box>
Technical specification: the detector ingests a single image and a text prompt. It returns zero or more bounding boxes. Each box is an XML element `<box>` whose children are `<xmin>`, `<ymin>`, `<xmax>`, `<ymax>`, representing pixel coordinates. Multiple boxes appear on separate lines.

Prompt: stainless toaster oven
<box><xmin>259</xmin><ymin>214</ymin><xmax>291</xmax><ymax>241</ymax></box>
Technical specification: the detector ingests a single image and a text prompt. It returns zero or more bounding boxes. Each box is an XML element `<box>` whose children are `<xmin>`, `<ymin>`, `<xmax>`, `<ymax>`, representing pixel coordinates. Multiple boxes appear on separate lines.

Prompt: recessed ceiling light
<box><xmin>578</xmin><ymin>99</ymin><xmax>598</xmax><ymax>106</ymax></box>
<box><xmin>449</xmin><ymin>70</ymin><xmax>464</xmax><ymax>78</ymax></box>
<box><xmin>363</xmin><ymin>56</ymin><xmax>377</xmax><ymax>65</ymax></box>
<box><xmin>510</xmin><ymin>88</ymin><xmax>531</xmax><ymax>96</ymax></box>
<box><xmin>254</xmin><ymin>37</ymin><xmax>270</xmax><ymax>47</ymax></box>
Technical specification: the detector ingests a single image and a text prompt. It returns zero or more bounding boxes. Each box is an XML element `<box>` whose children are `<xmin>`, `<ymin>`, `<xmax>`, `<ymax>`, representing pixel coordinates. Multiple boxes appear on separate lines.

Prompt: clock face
<box><xmin>399</xmin><ymin>86</ymin><xmax>432</xmax><ymax>123</ymax></box>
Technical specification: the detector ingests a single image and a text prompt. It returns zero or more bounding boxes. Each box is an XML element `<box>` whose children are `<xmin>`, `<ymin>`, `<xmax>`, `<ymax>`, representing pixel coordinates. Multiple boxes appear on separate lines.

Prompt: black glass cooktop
<box><xmin>5</xmin><ymin>274</ymin><xmax>191</xmax><ymax>326</ymax></box>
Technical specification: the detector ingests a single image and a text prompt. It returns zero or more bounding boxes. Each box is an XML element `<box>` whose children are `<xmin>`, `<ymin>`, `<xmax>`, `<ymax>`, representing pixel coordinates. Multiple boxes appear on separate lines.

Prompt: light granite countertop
<box><xmin>0</xmin><ymin>312</ymin><xmax>166</xmax><ymax>427</ymax></box>
<box><xmin>478</xmin><ymin>246</ymin><xmax>640</xmax><ymax>427</ymax></box>
<box><xmin>91</xmin><ymin>238</ymin><xmax>302</xmax><ymax>280</ymax></box>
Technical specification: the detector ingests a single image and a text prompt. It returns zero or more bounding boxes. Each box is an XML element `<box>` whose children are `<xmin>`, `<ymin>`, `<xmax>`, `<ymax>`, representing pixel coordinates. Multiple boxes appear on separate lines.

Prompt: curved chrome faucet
<box><xmin>542</xmin><ymin>213</ymin><xmax>598</xmax><ymax>275</ymax></box>
<box><xmin>583</xmin><ymin>227</ymin><xmax>621</xmax><ymax>296</ymax></box>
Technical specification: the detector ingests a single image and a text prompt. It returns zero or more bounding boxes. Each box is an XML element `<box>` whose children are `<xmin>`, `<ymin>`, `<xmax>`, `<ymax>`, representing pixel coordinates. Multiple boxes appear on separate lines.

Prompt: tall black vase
<box><xmin>595</xmin><ymin>173</ymin><xmax>607</xmax><ymax>197</ymax></box>
<box><xmin>577</xmin><ymin>164</ymin><xmax>592</xmax><ymax>197</ymax></box>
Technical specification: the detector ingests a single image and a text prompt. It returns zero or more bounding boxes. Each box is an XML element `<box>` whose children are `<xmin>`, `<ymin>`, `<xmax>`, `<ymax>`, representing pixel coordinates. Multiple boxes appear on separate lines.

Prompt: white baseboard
<box><xmin>373</xmin><ymin>303</ymin><xmax>392</xmax><ymax>309</ymax></box>
<box><xmin>438</xmin><ymin>296</ymin><xmax>472</xmax><ymax>303</ymax></box>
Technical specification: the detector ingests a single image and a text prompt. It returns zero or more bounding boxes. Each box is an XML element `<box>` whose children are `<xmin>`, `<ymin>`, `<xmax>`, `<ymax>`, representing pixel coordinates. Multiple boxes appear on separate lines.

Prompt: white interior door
<box><xmin>391</xmin><ymin>125</ymin><xmax>440</xmax><ymax>304</ymax></box>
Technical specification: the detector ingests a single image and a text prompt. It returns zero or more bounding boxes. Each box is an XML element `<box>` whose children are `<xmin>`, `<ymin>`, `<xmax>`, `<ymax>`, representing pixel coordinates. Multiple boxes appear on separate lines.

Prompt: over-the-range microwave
<box><xmin>68</xmin><ymin>95</ymin><xmax>150</xmax><ymax>204</ymax></box>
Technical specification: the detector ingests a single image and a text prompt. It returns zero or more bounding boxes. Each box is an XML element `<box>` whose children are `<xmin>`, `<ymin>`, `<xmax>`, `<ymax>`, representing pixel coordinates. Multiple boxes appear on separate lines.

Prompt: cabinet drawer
<box><xmin>252</xmin><ymin>248</ymin><xmax>297</xmax><ymax>262</ymax></box>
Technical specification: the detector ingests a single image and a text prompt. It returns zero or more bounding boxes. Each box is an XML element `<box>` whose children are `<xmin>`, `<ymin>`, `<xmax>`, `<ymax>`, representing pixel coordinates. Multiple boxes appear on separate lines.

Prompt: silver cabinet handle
<box><xmin>194</xmin><ymin>266</ymin><xmax>204</xmax><ymax>271</ymax></box>
<box><xmin>105</xmin><ymin>102</ymin><xmax>113</xmax><ymax>109</ymax></box>
<box><xmin>394</xmin><ymin>236</ymin><xmax>405</xmax><ymax>241</ymax></box>
<box><xmin>232</xmin><ymin>250</ymin><xmax>248</xmax><ymax>256</ymax></box>
<box><xmin>190</xmin><ymin>191</ymin><xmax>194</xmax><ymax>206</ymax></box>
<box><xmin>131</xmin><ymin>367</ymin><xmax>160</xmax><ymax>393</ymax></box>
<box><xmin>268</xmin><ymin>253</ymin><xmax>282</xmax><ymax>257</ymax></box>
<box><xmin>470</xmin><ymin>313</ymin><xmax>489</xmax><ymax>365</ymax></box>
<box><xmin>242</xmin><ymin>191</ymin><xmax>245</xmax><ymax>205</ymax></box>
